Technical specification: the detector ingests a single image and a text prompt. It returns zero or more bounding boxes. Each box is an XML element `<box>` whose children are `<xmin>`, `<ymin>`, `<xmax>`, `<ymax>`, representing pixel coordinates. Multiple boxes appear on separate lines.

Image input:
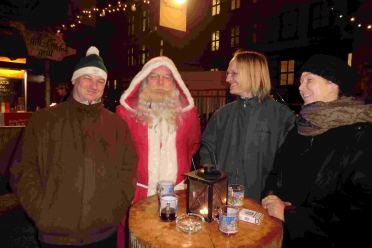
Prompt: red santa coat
<box><xmin>116</xmin><ymin>56</ymin><xmax>201</xmax><ymax>204</ymax></box>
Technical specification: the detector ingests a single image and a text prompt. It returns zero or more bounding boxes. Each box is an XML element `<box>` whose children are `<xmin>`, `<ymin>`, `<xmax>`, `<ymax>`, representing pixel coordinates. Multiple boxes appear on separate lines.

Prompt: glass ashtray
<box><xmin>176</xmin><ymin>213</ymin><xmax>204</xmax><ymax>234</ymax></box>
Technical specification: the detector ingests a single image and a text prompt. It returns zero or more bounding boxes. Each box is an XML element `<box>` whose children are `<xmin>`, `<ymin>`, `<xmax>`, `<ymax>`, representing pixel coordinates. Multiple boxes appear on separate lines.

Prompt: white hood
<box><xmin>119</xmin><ymin>56</ymin><xmax>194</xmax><ymax>112</ymax></box>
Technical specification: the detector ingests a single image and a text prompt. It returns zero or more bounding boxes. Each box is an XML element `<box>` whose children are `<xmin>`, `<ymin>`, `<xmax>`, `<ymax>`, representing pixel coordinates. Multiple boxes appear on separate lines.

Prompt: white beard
<box><xmin>136</xmin><ymin>86</ymin><xmax>182</xmax><ymax>129</ymax></box>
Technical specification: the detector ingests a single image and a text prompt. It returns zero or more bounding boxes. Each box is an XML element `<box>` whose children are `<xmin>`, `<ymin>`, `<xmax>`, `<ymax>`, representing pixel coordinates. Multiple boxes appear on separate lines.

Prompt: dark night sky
<box><xmin>0</xmin><ymin>0</ymin><xmax>70</xmax><ymax>29</ymax></box>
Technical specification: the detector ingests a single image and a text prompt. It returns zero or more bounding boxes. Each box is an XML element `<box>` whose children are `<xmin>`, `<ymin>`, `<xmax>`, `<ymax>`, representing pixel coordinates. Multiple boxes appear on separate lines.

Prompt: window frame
<box><xmin>230</xmin><ymin>25</ymin><xmax>240</xmax><ymax>48</ymax></box>
<box><xmin>212</xmin><ymin>0</ymin><xmax>221</xmax><ymax>16</ymax></box>
<box><xmin>279</xmin><ymin>59</ymin><xmax>295</xmax><ymax>86</ymax></box>
<box><xmin>211</xmin><ymin>30</ymin><xmax>220</xmax><ymax>51</ymax></box>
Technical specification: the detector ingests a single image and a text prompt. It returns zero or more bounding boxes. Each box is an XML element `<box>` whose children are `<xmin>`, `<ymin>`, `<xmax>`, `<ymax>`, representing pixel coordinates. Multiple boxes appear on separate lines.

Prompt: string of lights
<box><xmin>328</xmin><ymin>3</ymin><xmax>372</xmax><ymax>32</ymax></box>
<box><xmin>55</xmin><ymin>0</ymin><xmax>371</xmax><ymax>34</ymax></box>
<box><xmin>338</xmin><ymin>14</ymin><xmax>372</xmax><ymax>31</ymax></box>
<box><xmin>56</xmin><ymin>0</ymin><xmax>151</xmax><ymax>34</ymax></box>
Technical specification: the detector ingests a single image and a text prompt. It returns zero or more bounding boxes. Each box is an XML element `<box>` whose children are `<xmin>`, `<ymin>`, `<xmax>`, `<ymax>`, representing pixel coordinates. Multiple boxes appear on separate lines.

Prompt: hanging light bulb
<box><xmin>131</xmin><ymin>4</ymin><xmax>136</xmax><ymax>12</ymax></box>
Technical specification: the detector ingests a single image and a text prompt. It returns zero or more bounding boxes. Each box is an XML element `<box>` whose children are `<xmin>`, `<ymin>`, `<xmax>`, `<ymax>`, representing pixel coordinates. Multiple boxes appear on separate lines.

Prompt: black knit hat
<box><xmin>300</xmin><ymin>54</ymin><xmax>358</xmax><ymax>96</ymax></box>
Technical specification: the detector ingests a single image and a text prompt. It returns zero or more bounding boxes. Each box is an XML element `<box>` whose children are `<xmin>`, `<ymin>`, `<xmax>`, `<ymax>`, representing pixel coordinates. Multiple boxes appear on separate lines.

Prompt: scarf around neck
<box><xmin>297</xmin><ymin>97</ymin><xmax>372</xmax><ymax>136</ymax></box>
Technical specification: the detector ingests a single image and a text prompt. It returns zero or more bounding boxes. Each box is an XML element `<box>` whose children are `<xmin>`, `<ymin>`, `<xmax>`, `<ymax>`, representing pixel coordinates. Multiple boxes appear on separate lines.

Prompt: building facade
<box><xmin>93</xmin><ymin>0</ymin><xmax>371</xmax><ymax>113</ymax></box>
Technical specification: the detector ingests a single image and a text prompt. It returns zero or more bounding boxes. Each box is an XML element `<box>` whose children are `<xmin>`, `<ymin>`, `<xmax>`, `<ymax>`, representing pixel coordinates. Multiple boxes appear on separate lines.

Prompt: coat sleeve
<box><xmin>277</xmin><ymin>105</ymin><xmax>295</xmax><ymax>148</ymax></box>
<box><xmin>116</xmin><ymin>105</ymin><xmax>130</xmax><ymax>123</ymax></box>
<box><xmin>117</xmin><ymin>117</ymin><xmax>138</xmax><ymax>208</ymax></box>
<box><xmin>188</xmin><ymin>107</ymin><xmax>201</xmax><ymax>157</ymax></box>
<box><xmin>10</xmin><ymin>114</ymin><xmax>43</xmax><ymax>221</ymax></box>
<box><xmin>199</xmin><ymin>111</ymin><xmax>219</xmax><ymax>166</ymax></box>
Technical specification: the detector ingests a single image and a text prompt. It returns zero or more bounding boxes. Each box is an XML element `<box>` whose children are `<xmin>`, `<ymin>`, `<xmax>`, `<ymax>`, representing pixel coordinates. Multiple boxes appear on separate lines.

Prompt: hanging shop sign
<box><xmin>10</xmin><ymin>22</ymin><xmax>76</xmax><ymax>61</ymax></box>
<box><xmin>160</xmin><ymin>0</ymin><xmax>187</xmax><ymax>32</ymax></box>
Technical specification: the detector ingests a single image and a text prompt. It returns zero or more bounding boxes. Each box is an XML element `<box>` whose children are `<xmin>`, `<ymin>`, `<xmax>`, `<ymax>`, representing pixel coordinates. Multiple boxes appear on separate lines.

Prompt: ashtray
<box><xmin>176</xmin><ymin>213</ymin><xmax>204</xmax><ymax>234</ymax></box>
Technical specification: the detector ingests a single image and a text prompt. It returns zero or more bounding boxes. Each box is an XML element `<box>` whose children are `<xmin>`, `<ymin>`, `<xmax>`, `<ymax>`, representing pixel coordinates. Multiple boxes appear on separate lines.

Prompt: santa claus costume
<box><xmin>116</xmin><ymin>56</ymin><xmax>201</xmax><ymax>247</ymax></box>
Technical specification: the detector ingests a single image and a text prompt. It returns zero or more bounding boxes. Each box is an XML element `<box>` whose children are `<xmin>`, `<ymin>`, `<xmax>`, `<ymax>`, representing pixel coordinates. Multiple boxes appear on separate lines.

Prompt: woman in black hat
<box><xmin>262</xmin><ymin>54</ymin><xmax>372</xmax><ymax>247</ymax></box>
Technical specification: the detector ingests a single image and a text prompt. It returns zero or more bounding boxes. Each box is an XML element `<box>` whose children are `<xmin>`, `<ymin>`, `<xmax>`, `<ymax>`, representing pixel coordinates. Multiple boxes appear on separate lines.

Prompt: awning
<box><xmin>0</xmin><ymin>25</ymin><xmax>27</xmax><ymax>61</ymax></box>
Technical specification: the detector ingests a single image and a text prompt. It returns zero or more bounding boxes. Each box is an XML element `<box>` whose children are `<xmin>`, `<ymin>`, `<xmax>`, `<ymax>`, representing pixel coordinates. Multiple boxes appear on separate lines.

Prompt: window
<box><xmin>142</xmin><ymin>10</ymin><xmax>150</xmax><ymax>32</ymax></box>
<box><xmin>310</xmin><ymin>2</ymin><xmax>330</xmax><ymax>30</ymax></box>
<box><xmin>280</xmin><ymin>60</ymin><xmax>295</xmax><ymax>85</ymax></box>
<box><xmin>280</xmin><ymin>10</ymin><xmax>299</xmax><ymax>40</ymax></box>
<box><xmin>140</xmin><ymin>45</ymin><xmax>149</xmax><ymax>65</ymax></box>
<box><xmin>231</xmin><ymin>0</ymin><xmax>240</xmax><ymax>10</ymax></box>
<box><xmin>252</xmin><ymin>23</ymin><xmax>258</xmax><ymax>44</ymax></box>
<box><xmin>348</xmin><ymin>53</ymin><xmax>352</xmax><ymax>66</ymax></box>
<box><xmin>128</xmin><ymin>16</ymin><xmax>135</xmax><ymax>36</ymax></box>
<box><xmin>252</xmin><ymin>32</ymin><xmax>257</xmax><ymax>44</ymax></box>
<box><xmin>211</xmin><ymin>30</ymin><xmax>220</xmax><ymax>51</ymax></box>
<box><xmin>160</xmin><ymin>40</ymin><xmax>164</xmax><ymax>56</ymax></box>
<box><xmin>128</xmin><ymin>47</ymin><xmax>135</xmax><ymax>66</ymax></box>
<box><xmin>230</xmin><ymin>25</ymin><xmax>240</xmax><ymax>48</ymax></box>
<box><xmin>212</xmin><ymin>0</ymin><xmax>220</xmax><ymax>16</ymax></box>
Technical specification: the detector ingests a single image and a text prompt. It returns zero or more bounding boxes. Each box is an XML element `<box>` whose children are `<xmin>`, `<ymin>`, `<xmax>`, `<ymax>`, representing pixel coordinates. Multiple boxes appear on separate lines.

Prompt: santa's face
<box><xmin>147</xmin><ymin>66</ymin><xmax>174</xmax><ymax>91</ymax></box>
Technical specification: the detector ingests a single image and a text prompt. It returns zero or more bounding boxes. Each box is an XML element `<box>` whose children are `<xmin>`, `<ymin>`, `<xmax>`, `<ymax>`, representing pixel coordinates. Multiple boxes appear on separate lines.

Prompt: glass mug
<box><xmin>227</xmin><ymin>184</ymin><xmax>245</xmax><ymax>207</ymax></box>
<box><xmin>159</xmin><ymin>194</ymin><xmax>178</xmax><ymax>222</ymax></box>
<box><xmin>157</xmin><ymin>180</ymin><xmax>175</xmax><ymax>197</ymax></box>
<box><xmin>217</xmin><ymin>205</ymin><xmax>239</xmax><ymax>235</ymax></box>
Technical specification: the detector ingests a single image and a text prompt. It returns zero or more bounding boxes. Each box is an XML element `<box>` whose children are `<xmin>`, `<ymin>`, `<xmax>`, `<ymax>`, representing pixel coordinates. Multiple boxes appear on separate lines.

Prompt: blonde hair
<box><xmin>231</xmin><ymin>50</ymin><xmax>271</xmax><ymax>102</ymax></box>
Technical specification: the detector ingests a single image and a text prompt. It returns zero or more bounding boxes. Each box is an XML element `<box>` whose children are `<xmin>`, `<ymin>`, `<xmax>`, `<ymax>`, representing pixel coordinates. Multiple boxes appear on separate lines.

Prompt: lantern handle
<box><xmin>191</xmin><ymin>157</ymin><xmax>197</xmax><ymax>171</ymax></box>
<box><xmin>201</xmin><ymin>140</ymin><xmax>218</xmax><ymax>168</ymax></box>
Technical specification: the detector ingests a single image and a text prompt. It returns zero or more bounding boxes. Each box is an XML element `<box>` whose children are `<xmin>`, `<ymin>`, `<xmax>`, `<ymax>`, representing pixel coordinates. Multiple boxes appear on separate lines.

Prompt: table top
<box><xmin>129</xmin><ymin>190</ymin><xmax>283</xmax><ymax>248</ymax></box>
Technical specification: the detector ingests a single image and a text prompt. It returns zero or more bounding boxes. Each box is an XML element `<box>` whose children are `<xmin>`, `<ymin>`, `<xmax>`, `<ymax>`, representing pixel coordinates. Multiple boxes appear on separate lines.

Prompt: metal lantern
<box><xmin>185</xmin><ymin>164</ymin><xmax>227</xmax><ymax>222</ymax></box>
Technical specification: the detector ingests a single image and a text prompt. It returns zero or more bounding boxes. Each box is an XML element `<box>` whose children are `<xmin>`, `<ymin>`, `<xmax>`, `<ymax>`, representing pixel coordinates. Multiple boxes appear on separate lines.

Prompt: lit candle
<box><xmin>199</xmin><ymin>207</ymin><xmax>208</xmax><ymax>215</ymax></box>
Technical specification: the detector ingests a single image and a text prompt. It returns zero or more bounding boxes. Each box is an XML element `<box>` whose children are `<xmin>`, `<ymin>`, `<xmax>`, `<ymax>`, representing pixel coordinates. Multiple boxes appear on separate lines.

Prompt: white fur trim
<box><xmin>147</xmin><ymin>120</ymin><xmax>178</xmax><ymax>196</ymax></box>
<box><xmin>120</xmin><ymin>56</ymin><xmax>194</xmax><ymax>112</ymax></box>
<box><xmin>71</xmin><ymin>66</ymin><xmax>107</xmax><ymax>82</ymax></box>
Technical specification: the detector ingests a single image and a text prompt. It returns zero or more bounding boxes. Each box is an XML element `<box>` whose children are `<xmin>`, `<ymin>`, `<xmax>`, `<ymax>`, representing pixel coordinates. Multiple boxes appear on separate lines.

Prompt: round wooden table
<box><xmin>129</xmin><ymin>191</ymin><xmax>282</xmax><ymax>248</ymax></box>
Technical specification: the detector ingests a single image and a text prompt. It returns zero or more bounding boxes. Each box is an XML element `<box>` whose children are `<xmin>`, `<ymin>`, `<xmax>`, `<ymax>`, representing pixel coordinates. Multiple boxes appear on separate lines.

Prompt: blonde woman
<box><xmin>200</xmin><ymin>50</ymin><xmax>295</xmax><ymax>201</ymax></box>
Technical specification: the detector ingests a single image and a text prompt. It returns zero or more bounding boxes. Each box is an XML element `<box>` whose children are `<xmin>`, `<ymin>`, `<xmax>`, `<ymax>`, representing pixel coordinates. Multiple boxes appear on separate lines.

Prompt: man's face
<box><xmin>72</xmin><ymin>74</ymin><xmax>106</xmax><ymax>103</ymax></box>
<box><xmin>57</xmin><ymin>87</ymin><xmax>67</xmax><ymax>97</ymax></box>
<box><xmin>147</xmin><ymin>66</ymin><xmax>174</xmax><ymax>91</ymax></box>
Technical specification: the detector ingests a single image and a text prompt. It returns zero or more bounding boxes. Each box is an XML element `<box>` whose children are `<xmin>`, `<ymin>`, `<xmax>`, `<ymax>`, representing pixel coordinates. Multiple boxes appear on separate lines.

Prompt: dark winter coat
<box><xmin>264</xmin><ymin>122</ymin><xmax>372</xmax><ymax>247</ymax></box>
<box><xmin>11</xmin><ymin>98</ymin><xmax>137</xmax><ymax>245</ymax></box>
<box><xmin>200</xmin><ymin>96</ymin><xmax>295</xmax><ymax>201</ymax></box>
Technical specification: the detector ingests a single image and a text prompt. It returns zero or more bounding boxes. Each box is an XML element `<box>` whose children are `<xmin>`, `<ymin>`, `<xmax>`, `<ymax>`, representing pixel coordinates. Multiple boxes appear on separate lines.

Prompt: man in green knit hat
<box><xmin>11</xmin><ymin>46</ymin><xmax>137</xmax><ymax>248</ymax></box>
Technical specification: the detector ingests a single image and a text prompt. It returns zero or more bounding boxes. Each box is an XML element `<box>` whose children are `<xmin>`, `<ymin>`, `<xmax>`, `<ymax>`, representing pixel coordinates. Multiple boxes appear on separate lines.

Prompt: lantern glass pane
<box><xmin>188</xmin><ymin>179</ymin><xmax>208</xmax><ymax>213</ymax></box>
<box><xmin>212</xmin><ymin>178</ymin><xmax>227</xmax><ymax>209</ymax></box>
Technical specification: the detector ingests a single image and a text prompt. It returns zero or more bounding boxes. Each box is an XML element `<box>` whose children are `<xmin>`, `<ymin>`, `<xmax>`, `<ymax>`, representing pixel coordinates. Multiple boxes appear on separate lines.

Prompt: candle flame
<box><xmin>199</xmin><ymin>207</ymin><xmax>208</xmax><ymax>215</ymax></box>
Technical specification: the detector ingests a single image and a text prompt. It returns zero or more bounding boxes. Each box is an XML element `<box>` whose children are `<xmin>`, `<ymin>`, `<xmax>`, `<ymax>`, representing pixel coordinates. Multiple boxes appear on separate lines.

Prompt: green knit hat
<box><xmin>71</xmin><ymin>46</ymin><xmax>107</xmax><ymax>82</ymax></box>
